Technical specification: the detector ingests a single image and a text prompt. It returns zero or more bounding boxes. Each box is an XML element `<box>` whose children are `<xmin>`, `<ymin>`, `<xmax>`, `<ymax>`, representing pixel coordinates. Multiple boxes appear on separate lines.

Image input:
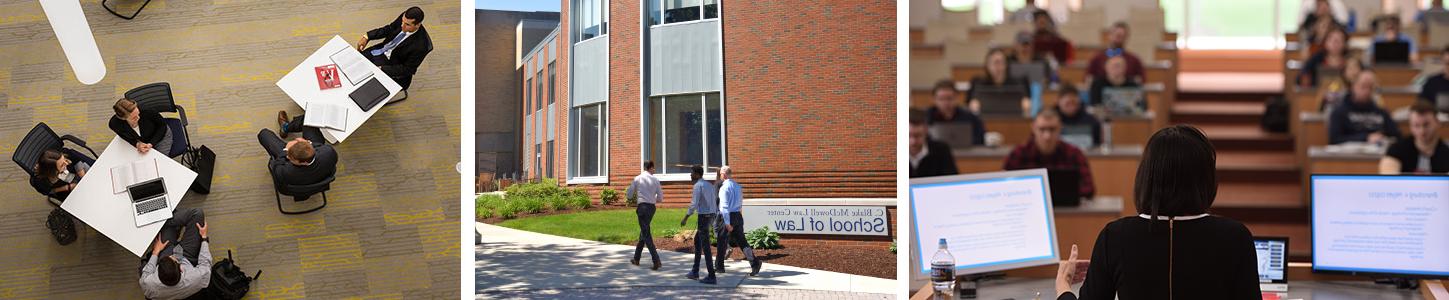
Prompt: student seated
<box><xmin>1381</xmin><ymin>102</ymin><xmax>1449</xmax><ymax>174</ymax></box>
<box><xmin>1316</xmin><ymin>54</ymin><xmax>1365</xmax><ymax>111</ymax></box>
<box><xmin>355</xmin><ymin>6</ymin><xmax>433</xmax><ymax>93</ymax></box>
<box><xmin>967</xmin><ymin>49</ymin><xmax>1032</xmax><ymax>116</ymax></box>
<box><xmin>30</xmin><ymin>149</ymin><xmax>89</xmax><ymax>201</ymax></box>
<box><xmin>926</xmin><ymin>79</ymin><xmax>986</xmax><ymax>146</ymax></box>
<box><xmin>1329</xmin><ymin>71</ymin><xmax>1401</xmax><ymax>145</ymax></box>
<box><xmin>1003</xmin><ymin>109</ymin><xmax>1095</xmax><ymax>198</ymax></box>
<box><xmin>909</xmin><ymin>109</ymin><xmax>960</xmax><ymax>178</ymax></box>
<box><xmin>1368</xmin><ymin>16</ymin><xmax>1418</xmax><ymax>63</ymax></box>
<box><xmin>1299</xmin><ymin>0</ymin><xmax>1343</xmax><ymax>49</ymax></box>
<box><xmin>1086</xmin><ymin>22</ymin><xmax>1145</xmax><ymax>84</ymax></box>
<box><xmin>1089</xmin><ymin>56</ymin><xmax>1145</xmax><ymax>115</ymax></box>
<box><xmin>1298</xmin><ymin>25</ymin><xmax>1349</xmax><ymax>88</ymax></box>
<box><xmin>1418</xmin><ymin>46</ymin><xmax>1449</xmax><ymax>106</ymax></box>
<box><xmin>1054</xmin><ymin>125</ymin><xmax>1262</xmax><ymax>300</ymax></box>
<box><xmin>259</xmin><ymin>112</ymin><xmax>339</xmax><ymax>186</ymax></box>
<box><xmin>139</xmin><ymin>208</ymin><xmax>210</xmax><ymax>300</ymax></box>
<box><xmin>1055</xmin><ymin>86</ymin><xmax>1103</xmax><ymax>149</ymax></box>
<box><xmin>1030</xmin><ymin>11</ymin><xmax>1074</xmax><ymax>64</ymax></box>
<box><xmin>1417</xmin><ymin>0</ymin><xmax>1448</xmax><ymax>32</ymax></box>
<box><xmin>1009</xmin><ymin>31</ymin><xmax>1057</xmax><ymax>85</ymax></box>
<box><xmin>109</xmin><ymin>98</ymin><xmax>177</xmax><ymax>156</ymax></box>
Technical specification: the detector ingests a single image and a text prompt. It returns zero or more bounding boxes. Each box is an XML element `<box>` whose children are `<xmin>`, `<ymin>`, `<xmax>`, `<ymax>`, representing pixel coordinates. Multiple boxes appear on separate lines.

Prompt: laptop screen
<box><xmin>128</xmin><ymin>178</ymin><xmax>166</xmax><ymax>203</ymax></box>
<box><xmin>1255</xmin><ymin>237</ymin><xmax>1288</xmax><ymax>283</ymax></box>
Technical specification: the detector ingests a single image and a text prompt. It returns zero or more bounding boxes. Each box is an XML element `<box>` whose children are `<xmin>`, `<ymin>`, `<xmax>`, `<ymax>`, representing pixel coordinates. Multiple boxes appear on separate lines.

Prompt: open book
<box><xmin>329</xmin><ymin>48</ymin><xmax>375</xmax><ymax>85</ymax></box>
<box><xmin>304</xmin><ymin>102</ymin><xmax>349</xmax><ymax>130</ymax></box>
<box><xmin>111</xmin><ymin>158</ymin><xmax>159</xmax><ymax>194</ymax></box>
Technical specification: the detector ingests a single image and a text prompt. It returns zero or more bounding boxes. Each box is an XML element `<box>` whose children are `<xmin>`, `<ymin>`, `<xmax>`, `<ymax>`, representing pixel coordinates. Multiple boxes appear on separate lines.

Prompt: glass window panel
<box><xmin>548</xmin><ymin>63</ymin><xmax>556</xmax><ymax>104</ymax></box>
<box><xmin>647</xmin><ymin>97</ymin><xmax>664</xmax><ymax>175</ymax></box>
<box><xmin>704</xmin><ymin>0</ymin><xmax>718</xmax><ymax>19</ymax></box>
<box><xmin>601</xmin><ymin>0</ymin><xmax>608</xmax><ymax>35</ymax></box>
<box><xmin>579</xmin><ymin>105</ymin><xmax>601</xmax><ymax>177</ymax></box>
<box><xmin>665</xmin><ymin>0</ymin><xmax>702</xmax><ymax>23</ymax></box>
<box><xmin>649</xmin><ymin>0</ymin><xmax>662</xmax><ymax>25</ymax></box>
<box><xmin>705</xmin><ymin>93</ymin><xmax>722</xmax><ymax>171</ymax></box>
<box><xmin>547</xmin><ymin>141</ymin><xmax>554</xmax><ymax>178</ymax></box>
<box><xmin>664</xmin><ymin>94</ymin><xmax>703</xmax><ymax>174</ymax></box>
<box><xmin>568</xmin><ymin>109</ymin><xmax>579</xmax><ymax>177</ymax></box>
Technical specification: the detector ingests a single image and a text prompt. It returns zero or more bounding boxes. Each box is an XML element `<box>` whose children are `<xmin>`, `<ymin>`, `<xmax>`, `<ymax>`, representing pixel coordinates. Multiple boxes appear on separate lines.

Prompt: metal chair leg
<box><xmin>102</xmin><ymin>0</ymin><xmax>152</xmax><ymax>20</ymax></box>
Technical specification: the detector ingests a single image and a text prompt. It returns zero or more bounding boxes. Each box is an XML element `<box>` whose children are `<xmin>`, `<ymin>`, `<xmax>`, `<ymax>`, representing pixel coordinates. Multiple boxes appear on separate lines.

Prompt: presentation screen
<box><xmin>1310</xmin><ymin>174</ymin><xmax>1449</xmax><ymax>278</ymax></box>
<box><xmin>910</xmin><ymin>169</ymin><xmax>1059</xmax><ymax>275</ymax></box>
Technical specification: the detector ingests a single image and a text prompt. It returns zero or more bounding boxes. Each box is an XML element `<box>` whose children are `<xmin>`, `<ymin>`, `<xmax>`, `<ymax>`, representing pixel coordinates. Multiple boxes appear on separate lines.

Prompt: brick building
<box><xmin>518</xmin><ymin>0</ymin><xmax>897</xmax><ymax>247</ymax></box>
<box><xmin>477</xmin><ymin>9</ymin><xmax>559</xmax><ymax>182</ymax></box>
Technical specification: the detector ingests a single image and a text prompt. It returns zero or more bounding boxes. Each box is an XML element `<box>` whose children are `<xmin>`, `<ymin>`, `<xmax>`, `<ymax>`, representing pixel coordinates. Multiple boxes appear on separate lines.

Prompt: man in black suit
<box><xmin>355</xmin><ymin>6</ymin><xmax>432</xmax><ymax>96</ymax></box>
<box><xmin>256</xmin><ymin>118</ymin><xmax>337</xmax><ymax>186</ymax></box>
<box><xmin>909</xmin><ymin>109</ymin><xmax>959</xmax><ymax>178</ymax></box>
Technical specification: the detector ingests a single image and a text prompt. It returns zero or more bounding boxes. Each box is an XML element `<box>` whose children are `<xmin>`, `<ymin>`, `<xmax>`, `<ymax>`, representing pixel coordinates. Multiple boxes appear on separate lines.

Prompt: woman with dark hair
<box><xmin>31</xmin><ymin>149</ymin><xmax>90</xmax><ymax>201</ymax></box>
<box><xmin>1298</xmin><ymin>25</ymin><xmax>1350</xmax><ymax>88</ymax></box>
<box><xmin>1054</xmin><ymin>125</ymin><xmax>1261</xmax><ymax>300</ymax></box>
<box><xmin>966</xmin><ymin>48</ymin><xmax>1032</xmax><ymax>114</ymax></box>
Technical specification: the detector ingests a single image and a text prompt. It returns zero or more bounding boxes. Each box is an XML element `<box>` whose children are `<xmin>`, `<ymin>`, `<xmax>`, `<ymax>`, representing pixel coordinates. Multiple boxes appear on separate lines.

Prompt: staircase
<box><xmin>1172</xmin><ymin>50</ymin><xmax>1313</xmax><ymax>261</ymax></box>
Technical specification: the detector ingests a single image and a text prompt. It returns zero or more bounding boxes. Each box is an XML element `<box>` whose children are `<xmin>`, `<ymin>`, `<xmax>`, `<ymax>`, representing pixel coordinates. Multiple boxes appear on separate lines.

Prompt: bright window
<box><xmin>570</xmin><ymin>104</ymin><xmax>607</xmax><ymax>178</ymax></box>
<box><xmin>650</xmin><ymin>0</ymin><xmax>719</xmax><ymax>26</ymax></box>
<box><xmin>576</xmin><ymin>0</ymin><xmax>609</xmax><ymax>42</ymax></box>
<box><xmin>646</xmin><ymin>92</ymin><xmax>723</xmax><ymax>175</ymax></box>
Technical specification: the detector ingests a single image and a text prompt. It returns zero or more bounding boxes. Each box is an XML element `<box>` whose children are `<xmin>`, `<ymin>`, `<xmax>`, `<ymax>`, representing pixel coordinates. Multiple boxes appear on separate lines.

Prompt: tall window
<box><xmin>548</xmin><ymin>63</ymin><xmax>556</xmax><ymax>105</ymax></box>
<box><xmin>570</xmin><ymin>104</ymin><xmax>607</xmax><ymax>178</ymax></box>
<box><xmin>650</xmin><ymin>0</ymin><xmax>719</xmax><ymax>25</ymax></box>
<box><xmin>576</xmin><ymin>0</ymin><xmax>609</xmax><ymax>41</ymax></box>
<box><xmin>646</xmin><ymin>92</ymin><xmax>723</xmax><ymax>175</ymax></box>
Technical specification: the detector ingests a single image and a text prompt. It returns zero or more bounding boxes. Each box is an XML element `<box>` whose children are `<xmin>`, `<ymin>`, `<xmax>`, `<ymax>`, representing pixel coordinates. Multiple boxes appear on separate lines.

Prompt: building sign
<box><xmin>741</xmin><ymin>205</ymin><xmax>890</xmax><ymax>236</ymax></box>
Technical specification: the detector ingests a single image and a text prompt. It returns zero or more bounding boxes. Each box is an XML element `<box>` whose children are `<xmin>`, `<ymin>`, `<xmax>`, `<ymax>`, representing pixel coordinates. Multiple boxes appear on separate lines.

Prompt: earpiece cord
<box><xmin>1169</xmin><ymin>216</ymin><xmax>1175</xmax><ymax>300</ymax></box>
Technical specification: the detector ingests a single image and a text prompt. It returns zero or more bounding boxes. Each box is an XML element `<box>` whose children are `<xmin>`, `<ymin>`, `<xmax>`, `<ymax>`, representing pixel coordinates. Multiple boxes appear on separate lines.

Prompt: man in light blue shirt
<box><xmin>715</xmin><ymin>166</ymin><xmax>762</xmax><ymax>276</ymax></box>
<box><xmin>626</xmin><ymin>161</ymin><xmax>662</xmax><ymax>270</ymax></box>
<box><xmin>680</xmin><ymin>165</ymin><xmax>718</xmax><ymax>284</ymax></box>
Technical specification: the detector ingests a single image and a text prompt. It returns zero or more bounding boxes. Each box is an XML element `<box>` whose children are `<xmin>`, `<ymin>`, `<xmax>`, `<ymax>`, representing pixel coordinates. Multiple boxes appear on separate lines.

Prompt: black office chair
<box><xmin>13</xmin><ymin>123</ymin><xmax>98</xmax><ymax>206</ymax></box>
<box><xmin>275</xmin><ymin>175</ymin><xmax>333</xmax><ymax>215</ymax></box>
<box><xmin>102</xmin><ymin>0</ymin><xmax>152</xmax><ymax>20</ymax></box>
<box><xmin>125</xmin><ymin>82</ymin><xmax>191</xmax><ymax>158</ymax></box>
<box><xmin>385</xmin><ymin>35</ymin><xmax>432</xmax><ymax>105</ymax></box>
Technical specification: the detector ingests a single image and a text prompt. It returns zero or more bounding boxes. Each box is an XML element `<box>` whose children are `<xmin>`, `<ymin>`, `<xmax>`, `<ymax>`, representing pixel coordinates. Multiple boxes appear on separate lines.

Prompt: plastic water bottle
<box><xmin>931</xmin><ymin>238</ymin><xmax>956</xmax><ymax>294</ymax></box>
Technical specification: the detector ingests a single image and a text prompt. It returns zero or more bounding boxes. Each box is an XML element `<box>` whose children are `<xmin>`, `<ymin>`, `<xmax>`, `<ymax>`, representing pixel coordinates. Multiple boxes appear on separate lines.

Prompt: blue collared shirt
<box><xmin>718</xmin><ymin>179</ymin><xmax>743</xmax><ymax>225</ymax></box>
<box><xmin>688</xmin><ymin>180</ymin><xmax>718</xmax><ymax>216</ymax></box>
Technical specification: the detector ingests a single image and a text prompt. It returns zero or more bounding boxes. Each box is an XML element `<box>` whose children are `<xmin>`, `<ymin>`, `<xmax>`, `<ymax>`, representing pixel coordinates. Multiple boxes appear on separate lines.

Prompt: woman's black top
<box><xmin>107</xmin><ymin>109</ymin><xmax>168</xmax><ymax>147</ymax></box>
<box><xmin>30</xmin><ymin>161</ymin><xmax>83</xmax><ymax>200</ymax></box>
<box><xmin>1058</xmin><ymin>216</ymin><xmax>1262</xmax><ymax>300</ymax></box>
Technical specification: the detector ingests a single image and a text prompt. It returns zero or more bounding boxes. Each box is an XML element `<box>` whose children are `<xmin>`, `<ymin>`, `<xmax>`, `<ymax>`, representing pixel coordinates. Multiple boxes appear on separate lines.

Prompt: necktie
<box><xmin>370</xmin><ymin>31</ymin><xmax>407</xmax><ymax>57</ymax></box>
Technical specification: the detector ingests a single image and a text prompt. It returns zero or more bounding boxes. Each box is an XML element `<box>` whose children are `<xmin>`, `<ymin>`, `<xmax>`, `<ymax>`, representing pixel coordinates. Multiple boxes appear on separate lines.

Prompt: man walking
<box><xmin>681</xmin><ymin>165</ymin><xmax>718</xmax><ymax>284</ymax></box>
<box><xmin>715</xmin><ymin>166</ymin><xmax>762</xmax><ymax>276</ymax></box>
<box><xmin>626</xmin><ymin>161</ymin><xmax>662</xmax><ymax>270</ymax></box>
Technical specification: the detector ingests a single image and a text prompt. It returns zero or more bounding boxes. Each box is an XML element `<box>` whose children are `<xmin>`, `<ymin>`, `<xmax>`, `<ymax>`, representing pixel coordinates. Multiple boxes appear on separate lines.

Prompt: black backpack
<box><xmin>1262</xmin><ymin>96</ymin><xmax>1290</xmax><ymax>133</ymax></box>
<box><xmin>192</xmin><ymin>250</ymin><xmax>260</xmax><ymax>300</ymax></box>
<box><xmin>46</xmin><ymin>208</ymin><xmax>77</xmax><ymax>245</ymax></box>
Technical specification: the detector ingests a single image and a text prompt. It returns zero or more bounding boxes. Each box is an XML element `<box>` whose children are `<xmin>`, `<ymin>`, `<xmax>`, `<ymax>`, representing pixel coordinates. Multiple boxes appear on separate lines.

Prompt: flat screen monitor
<box><xmin>909</xmin><ymin>168</ymin><xmax>1060</xmax><ymax>281</ymax></box>
<box><xmin>1309</xmin><ymin>174</ymin><xmax>1449</xmax><ymax>278</ymax></box>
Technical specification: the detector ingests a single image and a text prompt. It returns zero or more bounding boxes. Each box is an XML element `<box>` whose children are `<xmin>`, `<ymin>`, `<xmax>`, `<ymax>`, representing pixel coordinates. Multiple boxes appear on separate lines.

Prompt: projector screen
<box><xmin>910</xmin><ymin>169</ymin><xmax>1059</xmax><ymax>275</ymax></box>
<box><xmin>1310</xmin><ymin>175</ymin><xmax>1449</xmax><ymax>277</ymax></box>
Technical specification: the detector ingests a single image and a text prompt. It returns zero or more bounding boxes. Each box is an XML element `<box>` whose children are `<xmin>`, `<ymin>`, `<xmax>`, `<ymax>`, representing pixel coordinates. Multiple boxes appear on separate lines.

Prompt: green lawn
<box><xmin>495</xmin><ymin>208</ymin><xmax>697</xmax><ymax>245</ymax></box>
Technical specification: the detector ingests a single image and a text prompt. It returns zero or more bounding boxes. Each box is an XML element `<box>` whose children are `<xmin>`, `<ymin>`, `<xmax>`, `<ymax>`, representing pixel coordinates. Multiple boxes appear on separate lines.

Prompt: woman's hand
<box><xmin>1056</xmin><ymin>244</ymin><xmax>1089</xmax><ymax>297</ymax></box>
<box><xmin>137</xmin><ymin>143</ymin><xmax>152</xmax><ymax>154</ymax></box>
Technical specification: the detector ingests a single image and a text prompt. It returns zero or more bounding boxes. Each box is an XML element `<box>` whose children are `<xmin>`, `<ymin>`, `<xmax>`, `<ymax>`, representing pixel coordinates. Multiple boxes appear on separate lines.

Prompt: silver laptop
<box><xmin>976</xmin><ymin>85</ymin><xmax>1028</xmax><ymax>116</ymax></box>
<box><xmin>1009</xmin><ymin>62</ymin><xmax>1049</xmax><ymax>85</ymax></box>
<box><xmin>928</xmin><ymin>123</ymin><xmax>975</xmax><ymax>148</ymax></box>
<box><xmin>1254</xmin><ymin>236</ymin><xmax>1289</xmax><ymax>292</ymax></box>
<box><xmin>1101</xmin><ymin>87</ymin><xmax>1146</xmax><ymax>116</ymax></box>
<box><xmin>1061</xmin><ymin>124</ymin><xmax>1095</xmax><ymax>150</ymax></box>
<box><xmin>128</xmin><ymin>177</ymin><xmax>172</xmax><ymax>227</ymax></box>
<box><xmin>1435</xmin><ymin>93</ymin><xmax>1449</xmax><ymax>113</ymax></box>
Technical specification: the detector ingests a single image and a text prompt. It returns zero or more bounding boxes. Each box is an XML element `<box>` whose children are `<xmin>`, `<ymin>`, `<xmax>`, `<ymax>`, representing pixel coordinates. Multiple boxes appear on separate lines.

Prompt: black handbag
<box><xmin>46</xmin><ymin>208</ymin><xmax>77</xmax><ymax>245</ymax></box>
<box><xmin>179</xmin><ymin>145</ymin><xmax>215</xmax><ymax>194</ymax></box>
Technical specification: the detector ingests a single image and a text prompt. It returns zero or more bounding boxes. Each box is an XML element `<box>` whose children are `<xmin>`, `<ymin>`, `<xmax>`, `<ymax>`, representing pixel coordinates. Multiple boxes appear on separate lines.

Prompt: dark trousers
<box><xmin>692</xmin><ymin>213</ymin><xmax>717</xmax><ymax>276</ymax></box>
<box><xmin>259</xmin><ymin>117</ymin><xmax>325</xmax><ymax>159</ymax></box>
<box><xmin>634</xmin><ymin>203</ymin><xmax>659</xmax><ymax>262</ymax></box>
<box><xmin>716</xmin><ymin>211</ymin><xmax>756</xmax><ymax>268</ymax></box>
<box><xmin>142</xmin><ymin>208</ymin><xmax>204</xmax><ymax>266</ymax></box>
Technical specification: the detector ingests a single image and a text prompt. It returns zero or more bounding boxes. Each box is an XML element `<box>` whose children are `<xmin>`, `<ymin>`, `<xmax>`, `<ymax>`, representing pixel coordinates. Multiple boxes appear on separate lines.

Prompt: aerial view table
<box><xmin>276</xmin><ymin>35</ymin><xmax>403</xmax><ymax>143</ymax></box>
<box><xmin>61</xmin><ymin>136</ymin><xmax>198</xmax><ymax>257</ymax></box>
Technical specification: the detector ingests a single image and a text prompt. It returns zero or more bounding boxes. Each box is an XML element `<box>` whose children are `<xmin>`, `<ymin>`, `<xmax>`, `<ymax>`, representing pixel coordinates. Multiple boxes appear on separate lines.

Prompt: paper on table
<box><xmin>330</xmin><ymin>48</ymin><xmax>375</xmax><ymax>85</ymax></box>
<box><xmin>304</xmin><ymin>102</ymin><xmax>349</xmax><ymax>130</ymax></box>
<box><xmin>111</xmin><ymin>158</ymin><xmax>159</xmax><ymax>194</ymax></box>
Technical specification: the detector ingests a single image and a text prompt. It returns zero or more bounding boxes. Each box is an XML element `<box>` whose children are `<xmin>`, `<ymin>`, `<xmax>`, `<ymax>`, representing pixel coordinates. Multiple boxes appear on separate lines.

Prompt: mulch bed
<box><xmin>653</xmin><ymin>236</ymin><xmax>897</xmax><ymax>279</ymax></box>
<box><xmin>477</xmin><ymin>204</ymin><xmax>633</xmax><ymax>224</ymax></box>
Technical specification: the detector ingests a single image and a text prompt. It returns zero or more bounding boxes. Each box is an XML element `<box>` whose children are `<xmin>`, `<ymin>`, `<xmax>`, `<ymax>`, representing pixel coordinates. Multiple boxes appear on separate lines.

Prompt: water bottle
<box><xmin>1100</xmin><ymin>117</ymin><xmax>1113</xmax><ymax>154</ymax></box>
<box><xmin>931</xmin><ymin>238</ymin><xmax>956</xmax><ymax>294</ymax></box>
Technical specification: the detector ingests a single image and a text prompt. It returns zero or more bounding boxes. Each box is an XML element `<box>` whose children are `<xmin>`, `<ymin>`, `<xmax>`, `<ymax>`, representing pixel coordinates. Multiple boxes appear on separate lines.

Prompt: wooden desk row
<box><xmin>910</xmin><ymin>83</ymin><xmax>1166</xmax><ymax>145</ymax></box>
<box><xmin>1283</xmin><ymin>59</ymin><xmax>1426</xmax><ymax>89</ymax></box>
<box><xmin>953</xmin><ymin>145</ymin><xmax>1143</xmax><ymax>218</ymax></box>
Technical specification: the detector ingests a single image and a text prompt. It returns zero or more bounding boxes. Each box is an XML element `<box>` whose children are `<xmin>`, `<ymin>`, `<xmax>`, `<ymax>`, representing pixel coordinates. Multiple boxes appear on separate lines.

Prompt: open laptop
<box><xmin>976</xmin><ymin>85</ymin><xmax>1028</xmax><ymax>116</ymax></box>
<box><xmin>128</xmin><ymin>177</ymin><xmax>172</xmax><ymax>227</ymax></box>
<box><xmin>928</xmin><ymin>123</ymin><xmax>975</xmax><ymax>148</ymax></box>
<box><xmin>1008</xmin><ymin>62</ymin><xmax>1049</xmax><ymax>85</ymax></box>
<box><xmin>1100</xmin><ymin>87</ymin><xmax>1145</xmax><ymax>116</ymax></box>
<box><xmin>1254</xmin><ymin>236</ymin><xmax>1289</xmax><ymax>292</ymax></box>
<box><xmin>1046</xmin><ymin>169</ymin><xmax>1081</xmax><ymax>206</ymax></box>
<box><xmin>1436</xmin><ymin>93</ymin><xmax>1449</xmax><ymax>113</ymax></box>
<box><xmin>1373</xmin><ymin>41</ymin><xmax>1411</xmax><ymax>65</ymax></box>
<box><xmin>1060</xmin><ymin>124</ymin><xmax>1095</xmax><ymax>150</ymax></box>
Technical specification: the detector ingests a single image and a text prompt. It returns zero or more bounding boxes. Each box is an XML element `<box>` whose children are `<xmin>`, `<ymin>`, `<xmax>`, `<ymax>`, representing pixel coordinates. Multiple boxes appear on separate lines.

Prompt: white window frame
<box><xmin>650</xmin><ymin>0</ymin><xmax>719</xmax><ymax>27</ymax></box>
<box><xmin>645</xmin><ymin>92</ymin><xmax>725</xmax><ymax>182</ymax></box>
<box><xmin>575</xmin><ymin>0</ymin><xmax>610</xmax><ymax>44</ymax></box>
<box><xmin>567</xmin><ymin>103</ymin><xmax>609</xmax><ymax>184</ymax></box>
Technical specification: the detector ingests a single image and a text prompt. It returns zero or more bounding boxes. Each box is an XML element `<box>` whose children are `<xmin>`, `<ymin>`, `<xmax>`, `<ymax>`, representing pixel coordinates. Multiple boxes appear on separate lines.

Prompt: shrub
<box><xmin>890</xmin><ymin>240</ymin><xmax>897</xmax><ymax>254</ymax></box>
<box><xmin>498</xmin><ymin>202</ymin><xmax>519</xmax><ymax>219</ymax></box>
<box><xmin>569</xmin><ymin>195</ymin><xmax>592</xmax><ymax>210</ymax></box>
<box><xmin>600</xmin><ymin>188</ymin><xmax>619</xmax><ymax>205</ymax></box>
<box><xmin>519</xmin><ymin>198</ymin><xmax>546</xmax><ymax>214</ymax></box>
<box><xmin>746</xmin><ymin>226</ymin><xmax>782</xmax><ymax>249</ymax></box>
<box><xmin>476</xmin><ymin>194</ymin><xmax>505</xmax><ymax>220</ymax></box>
<box><xmin>546</xmin><ymin>196</ymin><xmax>571</xmax><ymax>211</ymax></box>
<box><xmin>625</xmin><ymin>191</ymin><xmax>638</xmax><ymax>206</ymax></box>
<box><xmin>662</xmin><ymin>228</ymin><xmax>680</xmax><ymax>239</ymax></box>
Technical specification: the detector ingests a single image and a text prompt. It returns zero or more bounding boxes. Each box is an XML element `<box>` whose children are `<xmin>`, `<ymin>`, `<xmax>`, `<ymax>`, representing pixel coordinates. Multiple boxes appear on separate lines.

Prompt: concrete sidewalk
<box><xmin>475</xmin><ymin>222</ymin><xmax>896</xmax><ymax>299</ymax></box>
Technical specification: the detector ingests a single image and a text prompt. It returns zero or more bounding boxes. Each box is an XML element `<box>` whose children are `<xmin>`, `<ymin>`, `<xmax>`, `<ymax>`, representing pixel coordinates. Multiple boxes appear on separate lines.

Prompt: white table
<box><xmin>276</xmin><ymin>35</ymin><xmax>402</xmax><ymax>143</ymax></box>
<box><xmin>39</xmin><ymin>0</ymin><xmax>107</xmax><ymax>85</ymax></box>
<box><xmin>61</xmin><ymin>136</ymin><xmax>198</xmax><ymax>257</ymax></box>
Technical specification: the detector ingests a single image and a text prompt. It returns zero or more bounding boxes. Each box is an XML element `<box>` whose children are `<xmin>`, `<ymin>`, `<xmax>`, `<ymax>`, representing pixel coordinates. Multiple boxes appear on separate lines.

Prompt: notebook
<box><xmin>111</xmin><ymin>158</ymin><xmax>159</xmax><ymax>194</ymax></box>
<box><xmin>304</xmin><ymin>102</ymin><xmax>349</xmax><ymax>130</ymax></box>
<box><xmin>349</xmin><ymin>78</ymin><xmax>389</xmax><ymax>112</ymax></box>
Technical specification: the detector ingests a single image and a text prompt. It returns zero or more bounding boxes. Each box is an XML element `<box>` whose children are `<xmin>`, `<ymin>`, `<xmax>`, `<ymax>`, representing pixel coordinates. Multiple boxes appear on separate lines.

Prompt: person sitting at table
<box><xmin>139</xmin><ymin>208</ymin><xmax>210</xmax><ymax>300</ymax></box>
<box><xmin>1298</xmin><ymin>25</ymin><xmax>1349</xmax><ymax>88</ymax></box>
<box><xmin>1315</xmin><ymin>54</ymin><xmax>1365</xmax><ymax>112</ymax></box>
<box><xmin>1088</xmin><ymin>56</ymin><xmax>1144</xmax><ymax>113</ymax></box>
<box><xmin>1086</xmin><ymin>22</ymin><xmax>1144</xmax><ymax>85</ymax></box>
<box><xmin>1381</xmin><ymin>102</ymin><xmax>1449</xmax><ymax>174</ymax></box>
<box><xmin>355</xmin><ymin>6</ymin><xmax>432</xmax><ymax>96</ymax></box>
<box><xmin>258</xmin><ymin>119</ymin><xmax>339</xmax><ymax>186</ymax></box>
<box><xmin>1368</xmin><ymin>16</ymin><xmax>1418</xmax><ymax>63</ymax></box>
<box><xmin>1031</xmin><ymin>10</ymin><xmax>1074</xmax><ymax>64</ymax></box>
<box><xmin>1300</xmin><ymin>0</ymin><xmax>1343</xmax><ymax>49</ymax></box>
<box><xmin>1055</xmin><ymin>85</ymin><xmax>1103</xmax><ymax>149</ymax></box>
<box><xmin>927</xmin><ymin>80</ymin><xmax>987</xmax><ymax>145</ymax></box>
<box><xmin>1053</xmin><ymin>125</ymin><xmax>1262</xmax><ymax>300</ymax></box>
<box><xmin>1417</xmin><ymin>0</ymin><xmax>1448</xmax><ymax>31</ymax></box>
<box><xmin>910</xmin><ymin>109</ymin><xmax>960</xmax><ymax>178</ymax></box>
<box><xmin>30</xmin><ymin>149</ymin><xmax>89</xmax><ymax>201</ymax></box>
<box><xmin>1417</xmin><ymin>46</ymin><xmax>1449</xmax><ymax>106</ymax></box>
<box><xmin>1003</xmin><ymin>109</ymin><xmax>1096</xmax><ymax>198</ymax></box>
<box><xmin>1009</xmin><ymin>31</ymin><xmax>1057</xmax><ymax>85</ymax></box>
<box><xmin>1329</xmin><ymin>71</ymin><xmax>1402</xmax><ymax>145</ymax></box>
<box><xmin>109</xmin><ymin>98</ymin><xmax>175</xmax><ymax>156</ymax></box>
<box><xmin>967</xmin><ymin>48</ymin><xmax>1032</xmax><ymax>115</ymax></box>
